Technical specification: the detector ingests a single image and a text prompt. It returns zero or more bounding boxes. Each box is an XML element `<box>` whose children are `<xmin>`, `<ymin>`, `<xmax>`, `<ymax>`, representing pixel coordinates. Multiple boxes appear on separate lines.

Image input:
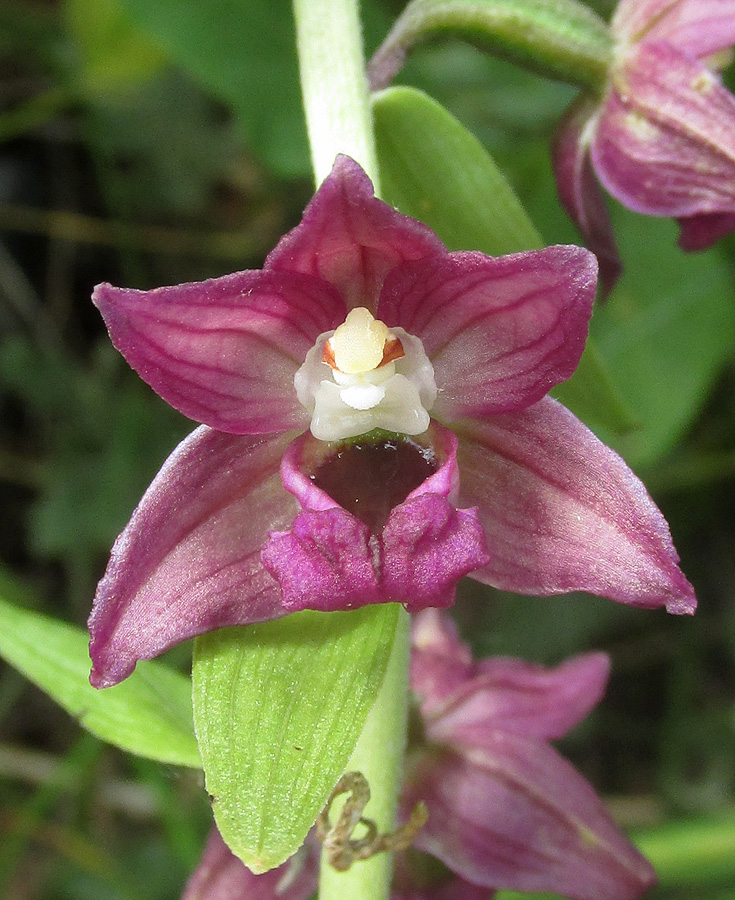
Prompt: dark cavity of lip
<box><xmin>311</xmin><ymin>436</ymin><xmax>439</xmax><ymax>533</ymax></box>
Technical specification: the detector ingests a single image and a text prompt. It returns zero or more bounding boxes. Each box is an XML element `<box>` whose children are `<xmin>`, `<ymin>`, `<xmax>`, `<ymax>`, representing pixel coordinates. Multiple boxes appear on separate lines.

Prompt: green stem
<box><xmin>318</xmin><ymin>607</ymin><xmax>411</xmax><ymax>900</ymax></box>
<box><xmin>292</xmin><ymin>0</ymin><xmax>380</xmax><ymax>189</ymax></box>
<box><xmin>367</xmin><ymin>0</ymin><xmax>613</xmax><ymax>94</ymax></box>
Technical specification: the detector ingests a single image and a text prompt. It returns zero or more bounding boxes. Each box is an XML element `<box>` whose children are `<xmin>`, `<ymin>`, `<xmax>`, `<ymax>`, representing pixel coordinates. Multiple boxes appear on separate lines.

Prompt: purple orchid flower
<box><xmin>553</xmin><ymin>0</ymin><xmax>735</xmax><ymax>289</ymax></box>
<box><xmin>401</xmin><ymin>609</ymin><xmax>655</xmax><ymax>899</ymax></box>
<box><xmin>181</xmin><ymin>610</ymin><xmax>655</xmax><ymax>900</ymax></box>
<box><xmin>88</xmin><ymin>154</ymin><xmax>695</xmax><ymax>689</ymax></box>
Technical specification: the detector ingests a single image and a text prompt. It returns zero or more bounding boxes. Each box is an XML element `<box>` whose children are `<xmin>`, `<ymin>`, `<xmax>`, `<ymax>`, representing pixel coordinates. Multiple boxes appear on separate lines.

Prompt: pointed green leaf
<box><xmin>373</xmin><ymin>85</ymin><xmax>635</xmax><ymax>436</ymax></box>
<box><xmin>374</xmin><ymin>85</ymin><xmax>543</xmax><ymax>255</ymax></box>
<box><xmin>192</xmin><ymin>603</ymin><xmax>400</xmax><ymax>873</ymax></box>
<box><xmin>0</xmin><ymin>598</ymin><xmax>200</xmax><ymax>768</ymax></box>
<box><xmin>593</xmin><ymin>214</ymin><xmax>735</xmax><ymax>466</ymax></box>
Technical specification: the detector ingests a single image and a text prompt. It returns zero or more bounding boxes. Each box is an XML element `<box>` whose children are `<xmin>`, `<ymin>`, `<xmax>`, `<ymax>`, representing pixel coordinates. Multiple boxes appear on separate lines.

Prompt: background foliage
<box><xmin>1</xmin><ymin>0</ymin><xmax>734</xmax><ymax>897</ymax></box>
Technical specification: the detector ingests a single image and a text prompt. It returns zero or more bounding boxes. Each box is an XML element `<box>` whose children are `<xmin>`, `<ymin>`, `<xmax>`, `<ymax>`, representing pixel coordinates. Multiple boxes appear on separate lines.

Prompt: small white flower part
<box><xmin>295</xmin><ymin>307</ymin><xmax>437</xmax><ymax>442</ymax></box>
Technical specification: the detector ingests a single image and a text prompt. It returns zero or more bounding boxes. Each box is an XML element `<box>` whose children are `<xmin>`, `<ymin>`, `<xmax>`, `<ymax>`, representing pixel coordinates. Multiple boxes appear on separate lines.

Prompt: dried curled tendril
<box><xmin>316</xmin><ymin>771</ymin><xmax>428</xmax><ymax>871</ymax></box>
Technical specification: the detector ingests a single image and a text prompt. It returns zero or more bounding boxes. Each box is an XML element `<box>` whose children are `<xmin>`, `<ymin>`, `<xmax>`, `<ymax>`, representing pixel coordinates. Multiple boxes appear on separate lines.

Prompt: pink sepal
<box><xmin>379</xmin><ymin>246</ymin><xmax>597</xmax><ymax>419</ymax></box>
<box><xmin>678</xmin><ymin>210</ymin><xmax>735</xmax><ymax>249</ymax></box>
<box><xmin>403</xmin><ymin>742</ymin><xmax>656</xmax><ymax>900</ymax></box>
<box><xmin>93</xmin><ymin>271</ymin><xmax>343</xmax><ymax>435</ymax></box>
<box><xmin>411</xmin><ymin>611</ymin><xmax>610</xmax><ymax>744</ymax></box>
<box><xmin>456</xmin><ymin>397</ymin><xmax>696</xmax><ymax>613</ymax></box>
<box><xmin>88</xmin><ymin>427</ymin><xmax>296</xmax><ymax>687</ymax></box>
<box><xmin>551</xmin><ymin>97</ymin><xmax>622</xmax><ymax>295</ymax></box>
<box><xmin>266</xmin><ymin>155</ymin><xmax>446</xmax><ymax>311</ymax></box>
<box><xmin>613</xmin><ymin>0</ymin><xmax>735</xmax><ymax>59</ymax></box>
<box><xmin>592</xmin><ymin>42</ymin><xmax>735</xmax><ymax>219</ymax></box>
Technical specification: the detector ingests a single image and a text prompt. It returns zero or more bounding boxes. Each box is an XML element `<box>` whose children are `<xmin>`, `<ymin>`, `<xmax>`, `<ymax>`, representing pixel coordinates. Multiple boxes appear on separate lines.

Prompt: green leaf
<box><xmin>593</xmin><ymin>214</ymin><xmax>735</xmax><ymax>467</ymax></box>
<box><xmin>115</xmin><ymin>0</ymin><xmax>309</xmax><ymax>176</ymax></box>
<box><xmin>0</xmin><ymin>598</ymin><xmax>200</xmax><ymax>768</ymax></box>
<box><xmin>192</xmin><ymin>603</ymin><xmax>400</xmax><ymax>873</ymax></box>
<box><xmin>373</xmin><ymin>85</ymin><xmax>634</xmax><ymax>436</ymax></box>
<box><xmin>374</xmin><ymin>85</ymin><xmax>542</xmax><ymax>255</ymax></box>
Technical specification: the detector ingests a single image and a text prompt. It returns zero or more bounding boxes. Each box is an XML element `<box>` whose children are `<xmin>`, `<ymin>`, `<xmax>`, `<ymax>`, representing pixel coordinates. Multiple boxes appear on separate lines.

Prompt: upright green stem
<box><xmin>318</xmin><ymin>608</ymin><xmax>411</xmax><ymax>900</ymax></box>
<box><xmin>292</xmin><ymin>0</ymin><xmax>380</xmax><ymax>189</ymax></box>
<box><xmin>292</xmin><ymin>7</ymin><xmax>408</xmax><ymax>898</ymax></box>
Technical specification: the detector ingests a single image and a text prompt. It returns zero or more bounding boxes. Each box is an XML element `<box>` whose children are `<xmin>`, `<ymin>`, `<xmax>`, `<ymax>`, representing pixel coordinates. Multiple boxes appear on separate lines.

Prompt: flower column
<box><xmin>291</xmin><ymin>2</ymin><xmax>411</xmax><ymax>900</ymax></box>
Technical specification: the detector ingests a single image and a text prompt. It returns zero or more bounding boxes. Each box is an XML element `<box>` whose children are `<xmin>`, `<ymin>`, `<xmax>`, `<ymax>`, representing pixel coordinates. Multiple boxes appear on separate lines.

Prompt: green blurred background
<box><xmin>1</xmin><ymin>0</ymin><xmax>734</xmax><ymax>897</ymax></box>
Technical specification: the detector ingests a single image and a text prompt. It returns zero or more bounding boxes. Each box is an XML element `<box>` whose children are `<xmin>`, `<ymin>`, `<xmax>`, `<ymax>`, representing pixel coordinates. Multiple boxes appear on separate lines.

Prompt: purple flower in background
<box><xmin>89</xmin><ymin>155</ymin><xmax>695</xmax><ymax>688</ymax></box>
<box><xmin>181</xmin><ymin>610</ymin><xmax>655</xmax><ymax>900</ymax></box>
<box><xmin>553</xmin><ymin>0</ymin><xmax>735</xmax><ymax>289</ymax></box>
<box><xmin>401</xmin><ymin>610</ymin><xmax>655</xmax><ymax>899</ymax></box>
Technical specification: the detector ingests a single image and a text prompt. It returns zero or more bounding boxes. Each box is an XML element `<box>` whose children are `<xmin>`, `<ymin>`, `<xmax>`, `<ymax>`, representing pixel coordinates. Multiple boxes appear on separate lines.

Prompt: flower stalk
<box><xmin>367</xmin><ymin>0</ymin><xmax>614</xmax><ymax>94</ymax></box>
<box><xmin>292</xmin><ymin>2</ymin><xmax>407</xmax><ymax>899</ymax></box>
<box><xmin>292</xmin><ymin>0</ymin><xmax>379</xmax><ymax>188</ymax></box>
<box><xmin>318</xmin><ymin>609</ymin><xmax>411</xmax><ymax>899</ymax></box>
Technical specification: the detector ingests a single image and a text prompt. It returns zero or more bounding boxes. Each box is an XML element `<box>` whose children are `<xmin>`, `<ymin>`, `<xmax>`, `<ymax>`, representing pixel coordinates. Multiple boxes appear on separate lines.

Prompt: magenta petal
<box><xmin>410</xmin><ymin>612</ymin><xmax>609</xmax><ymax>743</ymax></box>
<box><xmin>403</xmin><ymin>740</ymin><xmax>656</xmax><ymax>900</ymax></box>
<box><xmin>93</xmin><ymin>270</ymin><xmax>344</xmax><ymax>435</ymax></box>
<box><xmin>262</xmin><ymin>425</ymin><xmax>489</xmax><ymax>613</ymax></box>
<box><xmin>379</xmin><ymin>246</ymin><xmax>597</xmax><ymax>420</ymax></box>
<box><xmin>677</xmin><ymin>210</ymin><xmax>735</xmax><ymax>249</ymax></box>
<box><xmin>88</xmin><ymin>427</ymin><xmax>297</xmax><ymax>688</ymax></box>
<box><xmin>456</xmin><ymin>397</ymin><xmax>696</xmax><ymax>613</ymax></box>
<box><xmin>613</xmin><ymin>0</ymin><xmax>735</xmax><ymax>59</ymax></box>
<box><xmin>182</xmin><ymin>828</ymin><xmax>317</xmax><ymax>900</ymax></box>
<box><xmin>382</xmin><ymin>496</ymin><xmax>490</xmax><ymax>611</ymax></box>
<box><xmin>413</xmin><ymin>634</ymin><xmax>610</xmax><ymax>747</ymax></box>
<box><xmin>591</xmin><ymin>43</ymin><xmax>735</xmax><ymax>219</ymax></box>
<box><xmin>266</xmin><ymin>155</ymin><xmax>446</xmax><ymax>310</ymax></box>
<box><xmin>411</xmin><ymin>609</ymin><xmax>479</xmax><ymax>706</ymax></box>
<box><xmin>552</xmin><ymin>98</ymin><xmax>622</xmax><ymax>294</ymax></box>
<box><xmin>261</xmin><ymin>507</ymin><xmax>381</xmax><ymax>612</ymax></box>
<box><xmin>263</xmin><ymin>496</ymin><xmax>487</xmax><ymax>615</ymax></box>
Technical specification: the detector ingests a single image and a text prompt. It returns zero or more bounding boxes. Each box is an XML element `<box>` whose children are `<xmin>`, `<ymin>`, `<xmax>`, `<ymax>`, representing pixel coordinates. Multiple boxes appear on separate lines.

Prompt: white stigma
<box><xmin>294</xmin><ymin>307</ymin><xmax>437</xmax><ymax>442</ymax></box>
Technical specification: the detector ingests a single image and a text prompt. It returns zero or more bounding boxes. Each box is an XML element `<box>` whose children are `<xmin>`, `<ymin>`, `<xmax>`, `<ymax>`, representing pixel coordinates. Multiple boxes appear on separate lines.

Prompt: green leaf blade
<box><xmin>374</xmin><ymin>85</ymin><xmax>543</xmax><ymax>256</ymax></box>
<box><xmin>0</xmin><ymin>598</ymin><xmax>200</xmax><ymax>768</ymax></box>
<box><xmin>192</xmin><ymin>603</ymin><xmax>400</xmax><ymax>873</ymax></box>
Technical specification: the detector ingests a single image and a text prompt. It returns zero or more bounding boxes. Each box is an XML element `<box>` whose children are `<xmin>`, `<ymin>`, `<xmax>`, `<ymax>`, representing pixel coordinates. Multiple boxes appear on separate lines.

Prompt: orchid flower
<box><xmin>88</xmin><ymin>154</ymin><xmax>695</xmax><ymax>689</ymax></box>
<box><xmin>181</xmin><ymin>610</ymin><xmax>655</xmax><ymax>900</ymax></box>
<box><xmin>553</xmin><ymin>0</ymin><xmax>735</xmax><ymax>289</ymax></box>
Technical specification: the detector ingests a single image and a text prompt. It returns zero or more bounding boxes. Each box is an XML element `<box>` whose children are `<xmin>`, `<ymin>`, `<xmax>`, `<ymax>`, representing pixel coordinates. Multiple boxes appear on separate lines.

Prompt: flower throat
<box><xmin>311</xmin><ymin>436</ymin><xmax>439</xmax><ymax>533</ymax></box>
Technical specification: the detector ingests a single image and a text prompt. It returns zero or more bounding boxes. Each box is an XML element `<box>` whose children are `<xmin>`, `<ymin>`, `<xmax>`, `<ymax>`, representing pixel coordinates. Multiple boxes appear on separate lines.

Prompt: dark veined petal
<box><xmin>591</xmin><ymin>42</ymin><xmax>735</xmax><ymax>220</ymax></box>
<box><xmin>266</xmin><ymin>154</ymin><xmax>446</xmax><ymax>311</ymax></box>
<box><xmin>551</xmin><ymin>96</ymin><xmax>622</xmax><ymax>294</ymax></box>
<box><xmin>402</xmin><ymin>739</ymin><xmax>656</xmax><ymax>900</ymax></box>
<box><xmin>93</xmin><ymin>269</ymin><xmax>344</xmax><ymax>435</ymax></box>
<box><xmin>455</xmin><ymin>397</ymin><xmax>696</xmax><ymax>614</ymax></box>
<box><xmin>379</xmin><ymin>246</ymin><xmax>597</xmax><ymax>421</ymax></box>
<box><xmin>613</xmin><ymin>0</ymin><xmax>735</xmax><ymax>60</ymax></box>
<box><xmin>411</xmin><ymin>610</ymin><xmax>610</xmax><ymax>744</ymax></box>
<box><xmin>89</xmin><ymin>427</ymin><xmax>297</xmax><ymax>688</ymax></box>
